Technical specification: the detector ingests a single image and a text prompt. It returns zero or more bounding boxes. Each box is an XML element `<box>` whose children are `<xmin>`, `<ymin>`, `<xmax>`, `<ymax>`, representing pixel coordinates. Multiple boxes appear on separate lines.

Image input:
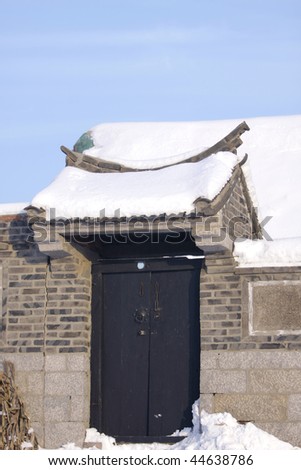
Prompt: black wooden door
<box><xmin>91</xmin><ymin>259</ymin><xmax>200</xmax><ymax>439</ymax></box>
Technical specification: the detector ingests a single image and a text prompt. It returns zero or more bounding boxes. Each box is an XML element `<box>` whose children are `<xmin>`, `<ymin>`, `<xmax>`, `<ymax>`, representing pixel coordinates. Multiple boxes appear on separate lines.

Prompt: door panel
<box><xmin>93</xmin><ymin>259</ymin><xmax>201</xmax><ymax>438</ymax></box>
<box><xmin>148</xmin><ymin>269</ymin><xmax>200</xmax><ymax>436</ymax></box>
<box><xmin>101</xmin><ymin>271</ymin><xmax>150</xmax><ymax>436</ymax></box>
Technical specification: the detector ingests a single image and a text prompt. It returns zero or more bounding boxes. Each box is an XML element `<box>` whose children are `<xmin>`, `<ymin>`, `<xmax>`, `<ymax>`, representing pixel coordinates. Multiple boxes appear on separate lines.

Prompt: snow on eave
<box><xmin>234</xmin><ymin>237</ymin><xmax>301</xmax><ymax>268</ymax></box>
<box><xmin>0</xmin><ymin>202</ymin><xmax>29</xmax><ymax>217</ymax></box>
<box><xmin>31</xmin><ymin>152</ymin><xmax>240</xmax><ymax>221</ymax></box>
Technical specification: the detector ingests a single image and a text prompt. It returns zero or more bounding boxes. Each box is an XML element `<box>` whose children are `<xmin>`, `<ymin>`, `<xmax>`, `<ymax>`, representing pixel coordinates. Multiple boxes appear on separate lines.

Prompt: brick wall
<box><xmin>0</xmin><ymin>215</ymin><xmax>91</xmax><ymax>354</ymax></box>
<box><xmin>2</xmin><ymin>199</ymin><xmax>301</xmax><ymax>447</ymax></box>
<box><xmin>221</xmin><ymin>175</ymin><xmax>253</xmax><ymax>240</ymax></box>
<box><xmin>200</xmin><ymin>255</ymin><xmax>301</xmax><ymax>446</ymax></box>
<box><xmin>0</xmin><ymin>215</ymin><xmax>92</xmax><ymax>447</ymax></box>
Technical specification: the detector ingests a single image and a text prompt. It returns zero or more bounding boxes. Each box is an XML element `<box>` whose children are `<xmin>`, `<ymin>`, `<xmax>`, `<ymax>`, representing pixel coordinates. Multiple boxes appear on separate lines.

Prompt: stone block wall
<box><xmin>2</xmin><ymin>208</ymin><xmax>301</xmax><ymax>448</ymax></box>
<box><xmin>200</xmin><ymin>350</ymin><xmax>301</xmax><ymax>447</ymax></box>
<box><xmin>0</xmin><ymin>214</ymin><xmax>92</xmax><ymax>447</ymax></box>
<box><xmin>200</xmin><ymin>252</ymin><xmax>301</xmax><ymax>447</ymax></box>
<box><xmin>0</xmin><ymin>353</ymin><xmax>89</xmax><ymax>448</ymax></box>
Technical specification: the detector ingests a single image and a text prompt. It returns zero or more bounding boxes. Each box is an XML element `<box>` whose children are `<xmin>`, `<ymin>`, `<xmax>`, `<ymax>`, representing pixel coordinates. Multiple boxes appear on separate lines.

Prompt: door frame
<box><xmin>90</xmin><ymin>256</ymin><xmax>202</xmax><ymax>436</ymax></box>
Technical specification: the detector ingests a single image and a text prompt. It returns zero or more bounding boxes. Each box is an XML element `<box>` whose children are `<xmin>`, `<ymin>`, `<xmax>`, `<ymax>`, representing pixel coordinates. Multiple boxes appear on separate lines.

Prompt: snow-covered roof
<box><xmin>75</xmin><ymin>121</ymin><xmax>210</xmax><ymax>170</ymax></box>
<box><xmin>32</xmin><ymin>152</ymin><xmax>239</xmax><ymax>219</ymax></box>
<box><xmin>232</xmin><ymin>115</ymin><xmax>301</xmax><ymax>267</ymax></box>
<box><xmin>74</xmin><ymin>121</ymin><xmax>245</xmax><ymax>170</ymax></box>
<box><xmin>0</xmin><ymin>202</ymin><xmax>28</xmax><ymax>216</ymax></box>
<box><xmin>31</xmin><ymin>114</ymin><xmax>301</xmax><ymax>265</ymax></box>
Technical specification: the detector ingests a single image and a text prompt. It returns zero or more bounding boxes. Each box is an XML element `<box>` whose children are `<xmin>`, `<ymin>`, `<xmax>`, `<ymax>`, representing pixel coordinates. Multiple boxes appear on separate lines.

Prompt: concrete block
<box><xmin>199</xmin><ymin>394</ymin><xmax>214</xmax><ymax>413</ymax></box>
<box><xmin>45</xmin><ymin>354</ymin><xmax>67</xmax><ymax>371</ymax></box>
<box><xmin>200</xmin><ymin>351</ymin><xmax>219</xmax><ymax>369</ymax></box>
<box><xmin>249</xmin><ymin>370</ymin><xmax>301</xmax><ymax>393</ymax></box>
<box><xmin>14</xmin><ymin>371</ymin><xmax>29</xmax><ymax>395</ymax></box>
<box><xmin>251</xmin><ymin>281</ymin><xmax>301</xmax><ymax>332</ymax></box>
<box><xmin>214</xmin><ymin>394</ymin><xmax>287</xmax><ymax>422</ymax></box>
<box><xmin>23</xmin><ymin>394</ymin><xmax>44</xmax><ymax>423</ymax></box>
<box><xmin>44</xmin><ymin>422</ymin><xmax>87</xmax><ymax>449</ymax></box>
<box><xmin>256</xmin><ymin>422</ymin><xmax>301</xmax><ymax>448</ymax></box>
<box><xmin>44</xmin><ymin>396</ymin><xmax>71</xmax><ymax>422</ymax></box>
<box><xmin>287</xmin><ymin>394</ymin><xmax>301</xmax><ymax>421</ymax></box>
<box><xmin>70</xmin><ymin>395</ymin><xmax>90</xmax><ymax>422</ymax></box>
<box><xmin>45</xmin><ymin>371</ymin><xmax>88</xmax><ymax>395</ymax></box>
<box><xmin>31</xmin><ymin>421</ymin><xmax>45</xmax><ymax>448</ymax></box>
<box><xmin>28</xmin><ymin>371</ymin><xmax>44</xmax><ymax>395</ymax></box>
<box><xmin>67</xmin><ymin>353</ymin><xmax>89</xmax><ymax>371</ymax></box>
<box><xmin>201</xmin><ymin>369</ymin><xmax>246</xmax><ymax>393</ymax></box>
<box><xmin>2</xmin><ymin>353</ymin><xmax>44</xmax><ymax>371</ymax></box>
<box><xmin>218</xmin><ymin>350</ymin><xmax>301</xmax><ymax>370</ymax></box>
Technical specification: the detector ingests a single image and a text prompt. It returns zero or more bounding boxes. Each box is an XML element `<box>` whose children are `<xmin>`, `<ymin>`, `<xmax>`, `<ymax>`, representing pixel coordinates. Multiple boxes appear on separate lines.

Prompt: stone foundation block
<box><xmin>45</xmin><ymin>422</ymin><xmax>87</xmax><ymax>449</ymax></box>
<box><xmin>201</xmin><ymin>369</ymin><xmax>246</xmax><ymax>393</ymax></box>
<box><xmin>214</xmin><ymin>394</ymin><xmax>287</xmax><ymax>422</ymax></box>
<box><xmin>217</xmin><ymin>350</ymin><xmax>301</xmax><ymax>370</ymax></box>
<box><xmin>249</xmin><ymin>370</ymin><xmax>301</xmax><ymax>393</ymax></box>
<box><xmin>45</xmin><ymin>371</ymin><xmax>87</xmax><ymax>395</ymax></box>
<box><xmin>199</xmin><ymin>394</ymin><xmax>214</xmax><ymax>413</ymax></box>
<box><xmin>256</xmin><ymin>422</ymin><xmax>301</xmax><ymax>448</ymax></box>
<box><xmin>44</xmin><ymin>396</ymin><xmax>71</xmax><ymax>422</ymax></box>
<box><xmin>45</xmin><ymin>354</ymin><xmax>67</xmax><ymax>371</ymax></box>
<box><xmin>287</xmin><ymin>394</ymin><xmax>301</xmax><ymax>421</ymax></box>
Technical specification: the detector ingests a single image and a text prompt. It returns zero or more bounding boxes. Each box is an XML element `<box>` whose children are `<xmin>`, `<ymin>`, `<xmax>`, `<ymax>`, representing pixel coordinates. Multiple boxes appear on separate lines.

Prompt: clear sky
<box><xmin>1</xmin><ymin>0</ymin><xmax>300</xmax><ymax>203</ymax></box>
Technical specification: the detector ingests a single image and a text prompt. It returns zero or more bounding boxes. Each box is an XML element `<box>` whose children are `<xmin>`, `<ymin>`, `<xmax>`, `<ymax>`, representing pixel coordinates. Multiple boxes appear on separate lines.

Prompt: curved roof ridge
<box><xmin>62</xmin><ymin>121</ymin><xmax>249</xmax><ymax>174</ymax></box>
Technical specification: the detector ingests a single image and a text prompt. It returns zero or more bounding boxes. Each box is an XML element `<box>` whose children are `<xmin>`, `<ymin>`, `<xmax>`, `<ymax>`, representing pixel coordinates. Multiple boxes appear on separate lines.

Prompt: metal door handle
<box><xmin>134</xmin><ymin>308</ymin><xmax>148</xmax><ymax>323</ymax></box>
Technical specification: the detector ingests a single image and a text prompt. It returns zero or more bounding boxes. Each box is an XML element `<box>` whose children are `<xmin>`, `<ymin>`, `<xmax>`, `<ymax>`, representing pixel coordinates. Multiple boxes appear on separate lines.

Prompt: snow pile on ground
<box><xmin>172</xmin><ymin>405</ymin><xmax>295</xmax><ymax>451</ymax></box>
<box><xmin>61</xmin><ymin>402</ymin><xmax>297</xmax><ymax>451</ymax></box>
<box><xmin>0</xmin><ymin>202</ymin><xmax>28</xmax><ymax>216</ymax></box>
<box><xmin>32</xmin><ymin>152</ymin><xmax>239</xmax><ymax>219</ymax></box>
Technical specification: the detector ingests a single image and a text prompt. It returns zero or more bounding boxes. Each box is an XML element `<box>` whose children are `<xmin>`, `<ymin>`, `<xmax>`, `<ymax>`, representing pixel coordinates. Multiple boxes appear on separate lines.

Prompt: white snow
<box><xmin>86</xmin><ymin>121</ymin><xmax>217</xmax><ymax>170</ymax></box>
<box><xmin>85</xmin><ymin>428</ymin><xmax>103</xmax><ymax>443</ymax></box>
<box><xmin>86</xmin><ymin>115</ymin><xmax>301</xmax><ymax>239</ymax></box>
<box><xmin>231</xmin><ymin>115</ymin><xmax>301</xmax><ymax>267</ymax></box>
<box><xmin>60</xmin><ymin>402</ymin><xmax>297</xmax><ymax>451</ymax></box>
<box><xmin>234</xmin><ymin>237</ymin><xmax>301</xmax><ymax>267</ymax></box>
<box><xmin>31</xmin><ymin>114</ymin><xmax>301</xmax><ymax>265</ymax></box>
<box><xmin>32</xmin><ymin>152</ymin><xmax>239</xmax><ymax>219</ymax></box>
<box><xmin>0</xmin><ymin>202</ymin><xmax>28</xmax><ymax>216</ymax></box>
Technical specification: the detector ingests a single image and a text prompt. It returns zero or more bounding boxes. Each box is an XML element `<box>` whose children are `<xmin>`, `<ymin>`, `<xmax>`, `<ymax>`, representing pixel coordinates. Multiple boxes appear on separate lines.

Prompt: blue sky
<box><xmin>1</xmin><ymin>0</ymin><xmax>300</xmax><ymax>203</ymax></box>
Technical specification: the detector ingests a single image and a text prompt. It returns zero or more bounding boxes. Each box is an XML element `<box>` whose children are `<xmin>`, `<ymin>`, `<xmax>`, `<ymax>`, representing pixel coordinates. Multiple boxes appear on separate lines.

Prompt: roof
<box><xmin>31</xmin><ymin>121</ymin><xmax>249</xmax><ymax>220</ymax></box>
<box><xmin>31</xmin><ymin>151</ymin><xmax>239</xmax><ymax>219</ymax></box>
<box><xmin>30</xmin><ymin>114</ymin><xmax>301</xmax><ymax>266</ymax></box>
<box><xmin>68</xmin><ymin>121</ymin><xmax>248</xmax><ymax>172</ymax></box>
<box><xmin>0</xmin><ymin>202</ymin><xmax>28</xmax><ymax>216</ymax></box>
